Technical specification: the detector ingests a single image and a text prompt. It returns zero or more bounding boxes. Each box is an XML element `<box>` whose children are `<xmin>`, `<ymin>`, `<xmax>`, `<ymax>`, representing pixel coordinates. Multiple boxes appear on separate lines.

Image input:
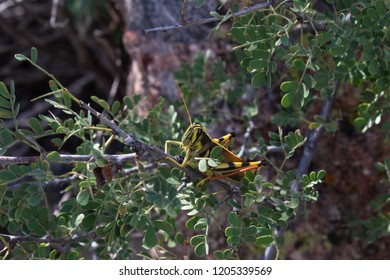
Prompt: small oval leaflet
<box><xmin>143</xmin><ymin>225</ymin><xmax>157</xmax><ymax>248</ymax></box>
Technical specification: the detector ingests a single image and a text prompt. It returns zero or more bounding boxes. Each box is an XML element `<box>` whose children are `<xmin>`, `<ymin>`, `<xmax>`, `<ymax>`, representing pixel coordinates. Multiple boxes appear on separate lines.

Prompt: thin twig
<box><xmin>0</xmin><ymin>232</ymin><xmax>96</xmax><ymax>245</ymax></box>
<box><xmin>49</xmin><ymin>0</ymin><xmax>67</xmax><ymax>28</ymax></box>
<box><xmin>181</xmin><ymin>0</ymin><xmax>187</xmax><ymax>23</ymax></box>
<box><xmin>144</xmin><ymin>1</ymin><xmax>273</xmax><ymax>33</ymax></box>
<box><xmin>0</xmin><ymin>153</ymin><xmax>137</xmax><ymax>165</ymax></box>
<box><xmin>237</xmin><ymin>120</ymin><xmax>254</xmax><ymax>158</ymax></box>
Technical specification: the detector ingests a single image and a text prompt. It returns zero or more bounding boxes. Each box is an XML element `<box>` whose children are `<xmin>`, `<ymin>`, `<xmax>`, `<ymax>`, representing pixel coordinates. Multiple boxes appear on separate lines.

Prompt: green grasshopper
<box><xmin>165</xmin><ymin>84</ymin><xmax>266</xmax><ymax>186</ymax></box>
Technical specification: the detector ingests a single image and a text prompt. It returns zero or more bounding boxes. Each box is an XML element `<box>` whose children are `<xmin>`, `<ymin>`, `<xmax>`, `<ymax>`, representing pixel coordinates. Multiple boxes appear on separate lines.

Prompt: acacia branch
<box><xmin>144</xmin><ymin>1</ymin><xmax>273</xmax><ymax>33</ymax></box>
<box><xmin>5</xmin><ymin>54</ymin><xmax>242</xmax><ymax>194</ymax></box>
<box><xmin>68</xmin><ymin>92</ymin><xmax>234</xmax><ymax>191</ymax></box>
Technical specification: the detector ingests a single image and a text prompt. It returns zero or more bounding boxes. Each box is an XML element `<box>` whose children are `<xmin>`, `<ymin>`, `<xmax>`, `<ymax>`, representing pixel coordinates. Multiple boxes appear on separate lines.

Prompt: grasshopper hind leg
<box><xmin>213</xmin><ymin>132</ymin><xmax>235</xmax><ymax>148</ymax></box>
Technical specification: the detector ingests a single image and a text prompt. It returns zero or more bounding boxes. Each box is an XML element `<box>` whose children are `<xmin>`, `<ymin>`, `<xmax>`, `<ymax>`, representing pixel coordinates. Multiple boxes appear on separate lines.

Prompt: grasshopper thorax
<box><xmin>182</xmin><ymin>122</ymin><xmax>204</xmax><ymax>147</ymax></box>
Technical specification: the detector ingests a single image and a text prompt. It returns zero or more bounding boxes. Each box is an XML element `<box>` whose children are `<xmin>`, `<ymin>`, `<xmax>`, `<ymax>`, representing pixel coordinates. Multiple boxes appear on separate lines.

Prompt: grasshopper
<box><xmin>165</xmin><ymin>83</ymin><xmax>266</xmax><ymax>186</ymax></box>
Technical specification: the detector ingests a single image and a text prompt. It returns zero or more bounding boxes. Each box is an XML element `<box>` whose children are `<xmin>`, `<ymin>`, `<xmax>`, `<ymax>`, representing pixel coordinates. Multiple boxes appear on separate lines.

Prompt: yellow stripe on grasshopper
<box><xmin>213</xmin><ymin>132</ymin><xmax>235</xmax><ymax>148</ymax></box>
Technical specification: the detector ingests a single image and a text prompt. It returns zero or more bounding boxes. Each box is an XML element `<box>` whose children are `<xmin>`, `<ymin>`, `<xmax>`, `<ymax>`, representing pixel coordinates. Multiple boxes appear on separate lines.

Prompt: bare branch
<box><xmin>0</xmin><ymin>153</ymin><xmax>137</xmax><ymax>165</ymax></box>
<box><xmin>144</xmin><ymin>2</ymin><xmax>272</xmax><ymax>33</ymax></box>
<box><xmin>0</xmin><ymin>232</ymin><xmax>96</xmax><ymax>245</ymax></box>
<box><xmin>237</xmin><ymin>120</ymin><xmax>254</xmax><ymax>158</ymax></box>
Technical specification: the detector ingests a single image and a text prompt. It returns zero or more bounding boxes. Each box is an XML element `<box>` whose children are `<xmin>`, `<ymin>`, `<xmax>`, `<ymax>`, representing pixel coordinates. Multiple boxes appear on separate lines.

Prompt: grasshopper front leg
<box><xmin>164</xmin><ymin>140</ymin><xmax>191</xmax><ymax>169</ymax></box>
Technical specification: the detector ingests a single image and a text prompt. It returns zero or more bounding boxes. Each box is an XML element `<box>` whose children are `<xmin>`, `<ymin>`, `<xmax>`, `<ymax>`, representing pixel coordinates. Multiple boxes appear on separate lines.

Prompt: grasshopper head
<box><xmin>181</xmin><ymin>122</ymin><xmax>204</xmax><ymax>147</ymax></box>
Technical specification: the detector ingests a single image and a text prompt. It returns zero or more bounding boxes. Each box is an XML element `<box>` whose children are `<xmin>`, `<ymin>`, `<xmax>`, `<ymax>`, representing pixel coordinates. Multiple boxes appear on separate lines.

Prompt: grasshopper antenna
<box><xmin>175</xmin><ymin>81</ymin><xmax>192</xmax><ymax>126</ymax></box>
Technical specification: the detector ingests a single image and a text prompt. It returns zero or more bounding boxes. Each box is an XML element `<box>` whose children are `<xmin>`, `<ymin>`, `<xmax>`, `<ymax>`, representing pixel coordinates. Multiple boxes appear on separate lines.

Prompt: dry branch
<box><xmin>144</xmin><ymin>1</ymin><xmax>273</xmax><ymax>33</ymax></box>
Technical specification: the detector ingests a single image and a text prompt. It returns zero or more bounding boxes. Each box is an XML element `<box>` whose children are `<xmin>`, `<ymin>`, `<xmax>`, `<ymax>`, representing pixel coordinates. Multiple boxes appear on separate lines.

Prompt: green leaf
<box><xmin>67</xmin><ymin>251</ymin><xmax>80</xmax><ymax>260</ymax></box>
<box><xmin>310</xmin><ymin>171</ymin><xmax>317</xmax><ymax>181</ymax></box>
<box><xmin>215</xmin><ymin>250</ymin><xmax>225</xmax><ymax>259</ymax></box>
<box><xmin>186</xmin><ymin>216</ymin><xmax>200</xmax><ymax>229</ymax></box>
<box><xmin>75</xmin><ymin>214</ymin><xmax>85</xmax><ymax>227</ymax></box>
<box><xmin>228</xmin><ymin>212</ymin><xmax>241</xmax><ymax>227</ymax></box>
<box><xmin>91</xmin><ymin>96</ymin><xmax>110</xmax><ymax>111</ymax></box>
<box><xmin>210</xmin><ymin>11</ymin><xmax>223</xmax><ymax>20</ymax></box>
<box><xmin>194</xmin><ymin>217</ymin><xmax>208</xmax><ymax>230</ymax></box>
<box><xmin>242</xmin><ymin>225</ymin><xmax>257</xmax><ymax>236</ymax></box>
<box><xmin>375</xmin><ymin>1</ymin><xmax>387</xmax><ymax>16</ymax></box>
<box><xmin>366</xmin><ymin>7</ymin><xmax>380</xmax><ymax>21</ymax></box>
<box><xmin>194</xmin><ymin>0</ymin><xmax>204</xmax><ymax>8</ymax></box>
<box><xmin>354</xmin><ymin>117</ymin><xmax>367</xmax><ymax>130</ymax></box>
<box><xmin>123</xmin><ymin>96</ymin><xmax>132</xmax><ymax>109</ymax></box>
<box><xmin>0</xmin><ymin>82</ymin><xmax>11</xmax><ymax>98</ymax></box>
<box><xmin>280</xmin><ymin>81</ymin><xmax>299</xmax><ymax>92</ymax></box>
<box><xmin>281</xmin><ymin>92</ymin><xmax>294</xmax><ymax>108</ymax></box>
<box><xmin>194</xmin><ymin>242</ymin><xmax>207</xmax><ymax>257</ymax></box>
<box><xmin>255</xmin><ymin>236</ymin><xmax>274</xmax><ymax>247</ymax></box>
<box><xmin>210</xmin><ymin>146</ymin><xmax>222</xmax><ymax>158</ymax></box>
<box><xmin>317</xmin><ymin>169</ymin><xmax>326</xmax><ymax>180</ymax></box>
<box><xmin>246</xmin><ymin>26</ymin><xmax>256</xmax><ymax>41</ymax></box>
<box><xmin>225</xmin><ymin>226</ymin><xmax>242</xmax><ymax>237</ymax></box>
<box><xmin>143</xmin><ymin>225</ymin><xmax>157</xmax><ymax>248</ymax></box>
<box><xmin>38</xmin><ymin>243</ymin><xmax>49</xmax><ymax>258</ymax></box>
<box><xmin>243</xmin><ymin>235</ymin><xmax>256</xmax><ymax>243</ymax></box>
<box><xmin>48</xmin><ymin>80</ymin><xmax>59</xmax><ymax>92</ymax></box>
<box><xmin>15</xmin><ymin>54</ymin><xmax>27</xmax><ymax>61</ymax></box>
<box><xmin>63</xmin><ymin>92</ymin><xmax>72</xmax><ymax>108</ymax></box>
<box><xmin>8</xmin><ymin>165</ymin><xmax>25</xmax><ymax>176</ymax></box>
<box><xmin>251</xmin><ymin>72</ymin><xmax>266</xmax><ymax>88</ymax></box>
<box><xmin>28</xmin><ymin>118</ymin><xmax>44</xmax><ymax>134</ymax></box>
<box><xmin>153</xmin><ymin>220</ymin><xmax>174</xmax><ymax>234</ymax></box>
<box><xmin>26</xmin><ymin>219</ymin><xmax>39</xmax><ymax>231</ymax></box>
<box><xmin>286</xmin><ymin>198</ymin><xmax>299</xmax><ymax>209</ymax></box>
<box><xmin>31</xmin><ymin>47</ymin><xmax>38</xmax><ymax>63</ymax></box>
<box><xmin>230</xmin><ymin>27</ymin><xmax>246</xmax><ymax>44</ymax></box>
<box><xmin>207</xmin><ymin>159</ymin><xmax>218</xmax><ymax>167</ymax></box>
<box><xmin>175</xmin><ymin>232</ymin><xmax>185</xmax><ymax>245</ymax></box>
<box><xmin>293</xmin><ymin>59</ymin><xmax>306</xmax><ymax>70</ymax></box>
<box><xmin>0</xmin><ymin>108</ymin><xmax>13</xmax><ymax>119</ymax></box>
<box><xmin>317</xmin><ymin>31</ymin><xmax>332</xmax><ymax>45</ymax></box>
<box><xmin>271</xmin><ymin>22</ymin><xmax>284</xmax><ymax>32</ymax></box>
<box><xmin>46</xmin><ymin>151</ymin><xmax>61</xmax><ymax>162</ymax></box>
<box><xmin>252</xmin><ymin>50</ymin><xmax>269</xmax><ymax>59</ymax></box>
<box><xmin>133</xmin><ymin>95</ymin><xmax>141</xmax><ymax>106</ymax></box>
<box><xmin>303</xmin><ymin>74</ymin><xmax>316</xmax><ymax>89</ymax></box>
<box><xmin>145</xmin><ymin>191</ymin><xmax>162</xmax><ymax>203</ymax></box>
<box><xmin>0</xmin><ymin>94</ymin><xmax>11</xmax><ymax>109</ymax></box>
<box><xmin>49</xmin><ymin>250</ymin><xmax>57</xmax><ymax>260</ymax></box>
<box><xmin>0</xmin><ymin>129</ymin><xmax>14</xmax><ymax>145</ymax></box>
<box><xmin>80</xmin><ymin>213</ymin><xmax>96</xmax><ymax>231</ymax></box>
<box><xmin>198</xmin><ymin>158</ymin><xmax>208</xmax><ymax>172</ymax></box>
<box><xmin>0</xmin><ymin>170</ymin><xmax>17</xmax><ymax>181</ymax></box>
<box><xmin>249</xmin><ymin>59</ymin><xmax>268</xmax><ymax>70</ymax></box>
<box><xmin>111</xmin><ymin>100</ymin><xmax>121</xmax><ymax>115</ymax></box>
<box><xmin>227</xmin><ymin>235</ymin><xmax>240</xmax><ymax>245</ymax></box>
<box><xmin>368</xmin><ymin>59</ymin><xmax>379</xmax><ymax>75</ymax></box>
<box><xmin>166</xmin><ymin>204</ymin><xmax>177</xmax><ymax>218</ymax></box>
<box><xmin>28</xmin><ymin>194</ymin><xmax>42</xmax><ymax>206</ymax></box>
<box><xmin>190</xmin><ymin>234</ymin><xmax>205</xmax><ymax>246</ymax></box>
<box><xmin>76</xmin><ymin>190</ymin><xmax>89</xmax><ymax>206</ymax></box>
